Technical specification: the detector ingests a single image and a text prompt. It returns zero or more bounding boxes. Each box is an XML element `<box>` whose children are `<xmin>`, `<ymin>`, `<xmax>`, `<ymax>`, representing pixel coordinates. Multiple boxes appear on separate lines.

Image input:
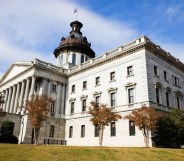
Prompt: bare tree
<box><xmin>124</xmin><ymin>105</ymin><xmax>162</xmax><ymax>147</ymax></box>
<box><xmin>26</xmin><ymin>95</ymin><xmax>52</xmax><ymax>145</ymax></box>
<box><xmin>88</xmin><ymin>101</ymin><xmax>122</xmax><ymax>146</ymax></box>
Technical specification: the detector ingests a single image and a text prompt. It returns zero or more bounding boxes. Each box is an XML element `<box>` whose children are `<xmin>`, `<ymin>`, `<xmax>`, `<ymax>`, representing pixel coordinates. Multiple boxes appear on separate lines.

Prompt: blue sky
<box><xmin>0</xmin><ymin>0</ymin><xmax>184</xmax><ymax>77</ymax></box>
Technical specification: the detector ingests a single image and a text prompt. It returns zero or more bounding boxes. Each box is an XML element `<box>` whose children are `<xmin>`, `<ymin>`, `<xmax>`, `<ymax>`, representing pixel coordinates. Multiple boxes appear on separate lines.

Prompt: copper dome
<box><xmin>53</xmin><ymin>21</ymin><xmax>95</xmax><ymax>58</ymax></box>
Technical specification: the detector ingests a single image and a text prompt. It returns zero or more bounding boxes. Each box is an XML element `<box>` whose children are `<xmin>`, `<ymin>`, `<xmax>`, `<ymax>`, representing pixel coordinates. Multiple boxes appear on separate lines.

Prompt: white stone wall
<box><xmin>65</xmin><ymin>49</ymin><xmax>149</xmax><ymax>146</ymax></box>
<box><xmin>146</xmin><ymin>51</ymin><xmax>184</xmax><ymax>110</ymax></box>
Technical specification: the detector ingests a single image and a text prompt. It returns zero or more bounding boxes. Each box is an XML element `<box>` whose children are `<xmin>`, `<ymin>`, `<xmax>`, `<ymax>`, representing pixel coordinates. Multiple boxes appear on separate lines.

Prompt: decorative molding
<box><xmin>173</xmin><ymin>90</ymin><xmax>183</xmax><ymax>96</ymax></box>
<box><xmin>154</xmin><ymin>82</ymin><xmax>162</xmax><ymax>88</ymax></box>
<box><xmin>124</xmin><ymin>82</ymin><xmax>137</xmax><ymax>88</ymax></box>
<box><xmin>69</xmin><ymin>98</ymin><xmax>76</xmax><ymax>102</ymax></box>
<box><xmin>80</xmin><ymin>95</ymin><xmax>88</xmax><ymax>100</ymax></box>
<box><xmin>107</xmin><ymin>87</ymin><xmax>118</xmax><ymax>93</ymax></box>
<box><xmin>165</xmin><ymin>86</ymin><xmax>172</xmax><ymax>92</ymax></box>
<box><xmin>93</xmin><ymin>91</ymin><xmax>102</xmax><ymax>96</ymax></box>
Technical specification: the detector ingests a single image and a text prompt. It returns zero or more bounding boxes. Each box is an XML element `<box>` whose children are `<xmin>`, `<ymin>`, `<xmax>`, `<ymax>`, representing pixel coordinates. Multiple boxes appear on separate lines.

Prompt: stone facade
<box><xmin>0</xmin><ymin>21</ymin><xmax>184</xmax><ymax>146</ymax></box>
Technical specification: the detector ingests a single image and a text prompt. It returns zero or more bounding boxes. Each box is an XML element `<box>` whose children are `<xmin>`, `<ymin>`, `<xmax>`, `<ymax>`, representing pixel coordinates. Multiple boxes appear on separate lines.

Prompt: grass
<box><xmin>0</xmin><ymin>144</ymin><xmax>184</xmax><ymax>161</ymax></box>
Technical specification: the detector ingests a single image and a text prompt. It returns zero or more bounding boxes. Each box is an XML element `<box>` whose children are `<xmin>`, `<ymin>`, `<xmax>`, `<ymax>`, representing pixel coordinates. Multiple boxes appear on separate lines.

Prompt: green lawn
<box><xmin>0</xmin><ymin>144</ymin><xmax>184</xmax><ymax>161</ymax></box>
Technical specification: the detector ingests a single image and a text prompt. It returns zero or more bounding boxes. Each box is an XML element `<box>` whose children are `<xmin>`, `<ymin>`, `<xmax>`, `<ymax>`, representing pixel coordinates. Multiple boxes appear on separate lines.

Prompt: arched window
<box><xmin>72</xmin><ymin>53</ymin><xmax>76</xmax><ymax>65</ymax></box>
<box><xmin>81</xmin><ymin>55</ymin><xmax>84</xmax><ymax>63</ymax></box>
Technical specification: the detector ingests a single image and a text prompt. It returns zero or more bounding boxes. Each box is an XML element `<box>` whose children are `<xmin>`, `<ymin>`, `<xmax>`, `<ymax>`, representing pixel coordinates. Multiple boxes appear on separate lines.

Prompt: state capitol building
<box><xmin>0</xmin><ymin>20</ymin><xmax>184</xmax><ymax>146</ymax></box>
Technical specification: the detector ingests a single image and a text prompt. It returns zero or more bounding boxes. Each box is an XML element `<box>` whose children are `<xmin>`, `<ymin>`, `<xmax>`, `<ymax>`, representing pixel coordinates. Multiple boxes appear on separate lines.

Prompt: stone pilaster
<box><xmin>6</xmin><ymin>87</ymin><xmax>12</xmax><ymax>112</ymax></box>
<box><xmin>56</xmin><ymin>82</ymin><xmax>62</xmax><ymax>117</ymax></box>
<box><xmin>9</xmin><ymin>85</ymin><xmax>16</xmax><ymax>113</ymax></box>
<box><xmin>14</xmin><ymin>83</ymin><xmax>20</xmax><ymax>113</ymax></box>
<box><xmin>29</xmin><ymin>76</ymin><xmax>35</xmax><ymax>99</ymax></box>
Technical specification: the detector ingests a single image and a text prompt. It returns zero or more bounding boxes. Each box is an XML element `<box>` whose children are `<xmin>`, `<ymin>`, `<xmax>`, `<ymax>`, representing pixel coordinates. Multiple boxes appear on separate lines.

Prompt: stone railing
<box><xmin>33</xmin><ymin>59</ymin><xmax>68</xmax><ymax>74</ymax></box>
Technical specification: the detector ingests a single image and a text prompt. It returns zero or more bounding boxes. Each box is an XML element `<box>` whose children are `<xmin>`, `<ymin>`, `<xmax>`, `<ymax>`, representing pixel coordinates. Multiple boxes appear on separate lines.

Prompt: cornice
<box><xmin>67</xmin><ymin>44</ymin><xmax>145</xmax><ymax>77</ymax></box>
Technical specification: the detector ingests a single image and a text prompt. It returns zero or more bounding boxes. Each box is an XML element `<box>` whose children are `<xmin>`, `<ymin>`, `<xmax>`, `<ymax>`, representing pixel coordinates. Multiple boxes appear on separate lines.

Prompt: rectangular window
<box><xmin>82</xmin><ymin>99</ymin><xmax>86</xmax><ymax>112</ymax></box>
<box><xmin>172</xmin><ymin>76</ymin><xmax>179</xmax><ymax>86</ymax></box>
<box><xmin>72</xmin><ymin>85</ymin><xmax>75</xmax><ymax>93</ymax></box>
<box><xmin>110</xmin><ymin>92</ymin><xmax>116</xmax><ymax>107</ymax></box>
<box><xmin>50</xmin><ymin>101</ymin><xmax>55</xmax><ymax>116</ymax></box>
<box><xmin>83</xmin><ymin>81</ymin><xmax>87</xmax><ymax>89</ymax></box>
<box><xmin>94</xmin><ymin>125</ymin><xmax>99</xmax><ymax>137</ymax></box>
<box><xmin>176</xmin><ymin>96</ymin><xmax>180</xmax><ymax>109</ymax></box>
<box><xmin>71</xmin><ymin>102</ymin><xmax>74</xmax><ymax>114</ymax></box>
<box><xmin>110</xmin><ymin>72</ymin><xmax>115</xmax><ymax>81</ymax></box>
<box><xmin>49</xmin><ymin>125</ymin><xmax>55</xmax><ymax>137</ymax></box>
<box><xmin>111</xmin><ymin>122</ymin><xmax>116</xmax><ymax>136</ymax></box>
<box><xmin>164</xmin><ymin>71</ymin><xmax>167</xmax><ymax>80</ymax></box>
<box><xmin>51</xmin><ymin>84</ymin><xmax>57</xmax><ymax>92</ymax></box>
<box><xmin>96</xmin><ymin>77</ymin><xmax>100</xmax><ymax>86</ymax></box>
<box><xmin>69</xmin><ymin>126</ymin><xmax>73</xmax><ymax>138</ymax></box>
<box><xmin>129</xmin><ymin>121</ymin><xmax>135</xmax><ymax>136</ymax></box>
<box><xmin>81</xmin><ymin>125</ymin><xmax>85</xmax><ymax>137</ymax></box>
<box><xmin>95</xmin><ymin>96</ymin><xmax>100</xmax><ymax>105</ymax></box>
<box><xmin>166</xmin><ymin>92</ymin><xmax>169</xmax><ymax>107</ymax></box>
<box><xmin>128</xmin><ymin>88</ymin><xmax>134</xmax><ymax>104</ymax></box>
<box><xmin>127</xmin><ymin>66</ymin><xmax>133</xmax><ymax>76</ymax></box>
<box><xmin>154</xmin><ymin>66</ymin><xmax>158</xmax><ymax>76</ymax></box>
<box><xmin>156</xmin><ymin>88</ymin><xmax>160</xmax><ymax>104</ymax></box>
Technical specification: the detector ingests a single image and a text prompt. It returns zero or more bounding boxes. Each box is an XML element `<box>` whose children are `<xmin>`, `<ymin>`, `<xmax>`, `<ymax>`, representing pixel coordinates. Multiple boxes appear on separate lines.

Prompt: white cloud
<box><xmin>0</xmin><ymin>0</ymin><xmax>138</xmax><ymax>77</ymax></box>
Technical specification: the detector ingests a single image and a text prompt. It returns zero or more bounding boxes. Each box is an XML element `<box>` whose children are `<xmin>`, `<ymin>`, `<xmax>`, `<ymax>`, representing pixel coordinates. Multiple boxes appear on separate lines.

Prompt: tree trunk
<box><xmin>33</xmin><ymin>126</ymin><xmax>40</xmax><ymax>145</ymax></box>
<box><xmin>142</xmin><ymin>128</ymin><xmax>150</xmax><ymax>147</ymax></box>
<box><xmin>99</xmin><ymin>126</ymin><xmax>104</xmax><ymax>146</ymax></box>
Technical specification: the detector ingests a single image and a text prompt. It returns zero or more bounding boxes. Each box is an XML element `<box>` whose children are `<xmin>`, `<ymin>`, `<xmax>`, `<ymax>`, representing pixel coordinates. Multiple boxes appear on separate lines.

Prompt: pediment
<box><xmin>0</xmin><ymin>62</ymin><xmax>32</xmax><ymax>84</ymax></box>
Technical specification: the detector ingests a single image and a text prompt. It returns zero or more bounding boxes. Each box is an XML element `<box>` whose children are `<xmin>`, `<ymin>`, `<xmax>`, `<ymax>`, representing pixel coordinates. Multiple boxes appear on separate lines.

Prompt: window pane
<box><xmin>69</xmin><ymin>126</ymin><xmax>73</xmax><ymax>138</ymax></box>
<box><xmin>156</xmin><ymin>88</ymin><xmax>159</xmax><ymax>103</ymax></box>
<box><xmin>95</xmin><ymin>125</ymin><xmax>99</xmax><ymax>137</ymax></box>
<box><xmin>82</xmin><ymin>99</ymin><xmax>86</xmax><ymax>112</ymax></box>
<box><xmin>72</xmin><ymin>53</ymin><xmax>76</xmax><ymax>65</ymax></box>
<box><xmin>81</xmin><ymin>55</ymin><xmax>85</xmax><ymax>63</ymax></box>
<box><xmin>128</xmin><ymin>88</ymin><xmax>134</xmax><ymax>104</ymax></box>
<box><xmin>71</xmin><ymin>102</ymin><xmax>74</xmax><ymax>114</ymax></box>
<box><xmin>111</xmin><ymin>93</ymin><xmax>115</xmax><ymax>107</ymax></box>
<box><xmin>81</xmin><ymin>125</ymin><xmax>85</xmax><ymax>137</ymax></box>
<box><xmin>111</xmin><ymin>122</ymin><xmax>116</xmax><ymax>136</ymax></box>
<box><xmin>129</xmin><ymin>121</ymin><xmax>135</xmax><ymax>136</ymax></box>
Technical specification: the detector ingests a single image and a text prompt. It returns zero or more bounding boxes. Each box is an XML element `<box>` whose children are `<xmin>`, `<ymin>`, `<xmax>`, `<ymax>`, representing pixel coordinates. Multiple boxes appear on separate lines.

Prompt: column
<box><xmin>29</xmin><ymin>76</ymin><xmax>35</xmax><ymax>99</ymax></box>
<box><xmin>42</xmin><ymin>78</ymin><xmax>48</xmax><ymax>95</ymax></box>
<box><xmin>47</xmin><ymin>79</ymin><xmax>51</xmax><ymax>97</ymax></box>
<box><xmin>3</xmin><ymin>89</ymin><xmax>8</xmax><ymax>111</ymax></box>
<box><xmin>6</xmin><ymin>87</ymin><xmax>12</xmax><ymax>112</ymax></box>
<box><xmin>19</xmin><ymin>80</ymin><xmax>25</xmax><ymax>110</ymax></box>
<box><xmin>56</xmin><ymin>82</ymin><xmax>62</xmax><ymax>117</ymax></box>
<box><xmin>23</xmin><ymin>78</ymin><xmax>30</xmax><ymax>112</ymax></box>
<box><xmin>14</xmin><ymin>83</ymin><xmax>20</xmax><ymax>113</ymax></box>
<box><xmin>61</xmin><ymin>84</ymin><xmax>66</xmax><ymax>114</ymax></box>
<box><xmin>9</xmin><ymin>85</ymin><xmax>16</xmax><ymax>113</ymax></box>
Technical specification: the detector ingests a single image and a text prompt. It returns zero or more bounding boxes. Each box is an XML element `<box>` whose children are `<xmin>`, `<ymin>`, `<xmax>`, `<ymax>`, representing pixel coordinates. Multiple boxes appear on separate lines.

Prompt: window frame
<box><xmin>71</xmin><ymin>102</ymin><xmax>75</xmax><ymax>114</ymax></box>
<box><xmin>51</xmin><ymin>84</ymin><xmax>57</xmax><ymax>93</ymax></box>
<box><xmin>83</xmin><ymin>81</ymin><xmax>87</xmax><ymax>90</ymax></box>
<box><xmin>71</xmin><ymin>85</ymin><xmax>75</xmax><ymax>93</ymax></box>
<box><xmin>82</xmin><ymin>99</ymin><xmax>87</xmax><ymax>112</ymax></box>
<box><xmin>129</xmin><ymin>121</ymin><xmax>135</xmax><ymax>136</ymax></box>
<box><xmin>49</xmin><ymin>125</ymin><xmax>55</xmax><ymax>137</ymax></box>
<box><xmin>69</xmin><ymin>126</ymin><xmax>73</xmax><ymax>138</ymax></box>
<box><xmin>94</xmin><ymin>125</ymin><xmax>99</xmax><ymax>137</ymax></box>
<box><xmin>81</xmin><ymin>125</ymin><xmax>85</xmax><ymax>138</ymax></box>
<box><xmin>128</xmin><ymin>88</ymin><xmax>134</xmax><ymax>104</ymax></box>
<box><xmin>110</xmin><ymin>122</ymin><xmax>116</xmax><ymax>137</ymax></box>
<box><xmin>95</xmin><ymin>77</ymin><xmax>100</xmax><ymax>86</ymax></box>
<box><xmin>50</xmin><ymin>101</ymin><xmax>55</xmax><ymax>116</ymax></box>
<box><xmin>127</xmin><ymin>66</ymin><xmax>133</xmax><ymax>76</ymax></box>
<box><xmin>110</xmin><ymin>72</ymin><xmax>115</xmax><ymax>81</ymax></box>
